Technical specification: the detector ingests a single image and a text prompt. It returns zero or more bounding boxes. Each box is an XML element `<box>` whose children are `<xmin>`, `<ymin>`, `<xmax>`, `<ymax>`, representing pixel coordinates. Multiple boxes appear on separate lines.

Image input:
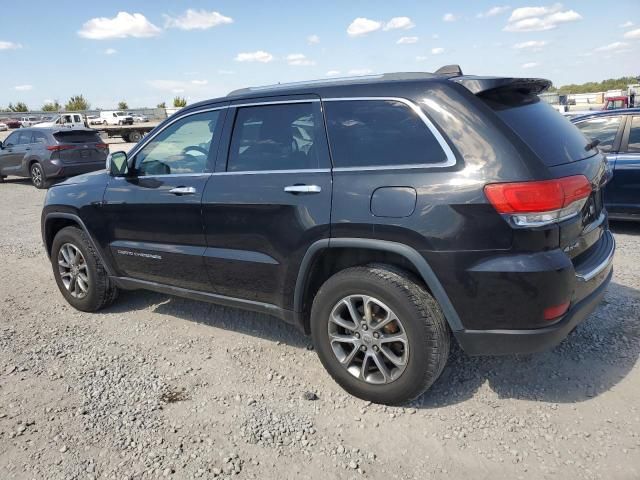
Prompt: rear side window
<box><xmin>482</xmin><ymin>92</ymin><xmax>594</xmax><ymax>166</ymax></box>
<box><xmin>53</xmin><ymin>131</ymin><xmax>102</xmax><ymax>144</ymax></box>
<box><xmin>627</xmin><ymin>117</ymin><xmax>640</xmax><ymax>153</ymax></box>
<box><xmin>324</xmin><ymin>99</ymin><xmax>448</xmax><ymax>168</ymax></box>
<box><xmin>574</xmin><ymin>116</ymin><xmax>621</xmax><ymax>153</ymax></box>
<box><xmin>228</xmin><ymin>102</ymin><xmax>325</xmax><ymax>172</ymax></box>
<box><xmin>31</xmin><ymin>132</ymin><xmax>48</xmax><ymax>144</ymax></box>
<box><xmin>17</xmin><ymin>131</ymin><xmax>32</xmax><ymax>144</ymax></box>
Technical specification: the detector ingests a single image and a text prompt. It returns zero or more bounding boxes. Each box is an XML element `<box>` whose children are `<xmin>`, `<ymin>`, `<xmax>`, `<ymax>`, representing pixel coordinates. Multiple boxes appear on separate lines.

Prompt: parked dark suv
<box><xmin>41</xmin><ymin>67</ymin><xmax>615</xmax><ymax>404</ymax></box>
<box><xmin>0</xmin><ymin>128</ymin><xmax>109</xmax><ymax>188</ymax></box>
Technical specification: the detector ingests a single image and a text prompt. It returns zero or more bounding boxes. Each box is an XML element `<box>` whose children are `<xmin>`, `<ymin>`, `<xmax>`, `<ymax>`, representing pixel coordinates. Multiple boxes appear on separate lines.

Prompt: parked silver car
<box><xmin>0</xmin><ymin>128</ymin><xmax>109</xmax><ymax>188</ymax></box>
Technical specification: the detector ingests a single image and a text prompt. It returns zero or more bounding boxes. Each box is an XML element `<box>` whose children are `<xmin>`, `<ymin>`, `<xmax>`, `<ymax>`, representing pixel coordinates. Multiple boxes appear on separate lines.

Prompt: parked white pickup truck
<box><xmin>99</xmin><ymin>111</ymin><xmax>134</xmax><ymax>126</ymax></box>
<box><xmin>19</xmin><ymin>116</ymin><xmax>41</xmax><ymax>127</ymax></box>
<box><xmin>34</xmin><ymin>113</ymin><xmax>86</xmax><ymax>128</ymax></box>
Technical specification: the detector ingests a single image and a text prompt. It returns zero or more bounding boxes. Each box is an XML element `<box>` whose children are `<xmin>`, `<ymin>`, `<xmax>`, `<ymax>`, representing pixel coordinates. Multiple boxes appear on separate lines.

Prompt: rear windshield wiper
<box><xmin>585</xmin><ymin>139</ymin><xmax>601</xmax><ymax>151</ymax></box>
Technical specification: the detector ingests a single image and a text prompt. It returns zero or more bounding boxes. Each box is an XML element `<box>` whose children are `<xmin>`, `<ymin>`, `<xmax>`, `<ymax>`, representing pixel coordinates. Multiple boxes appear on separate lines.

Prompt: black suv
<box><xmin>41</xmin><ymin>67</ymin><xmax>615</xmax><ymax>404</ymax></box>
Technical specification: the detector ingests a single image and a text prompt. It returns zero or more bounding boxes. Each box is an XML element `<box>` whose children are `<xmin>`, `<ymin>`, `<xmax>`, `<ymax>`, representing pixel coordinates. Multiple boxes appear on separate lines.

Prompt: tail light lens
<box><xmin>96</xmin><ymin>143</ymin><xmax>109</xmax><ymax>150</ymax></box>
<box><xmin>47</xmin><ymin>145</ymin><xmax>75</xmax><ymax>152</ymax></box>
<box><xmin>543</xmin><ymin>301</ymin><xmax>570</xmax><ymax>321</ymax></box>
<box><xmin>484</xmin><ymin>175</ymin><xmax>592</xmax><ymax>227</ymax></box>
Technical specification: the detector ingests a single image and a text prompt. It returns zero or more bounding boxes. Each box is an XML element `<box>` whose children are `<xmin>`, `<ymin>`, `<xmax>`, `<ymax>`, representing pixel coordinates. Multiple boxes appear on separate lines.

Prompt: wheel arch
<box><xmin>43</xmin><ymin>212</ymin><xmax>114</xmax><ymax>276</ymax></box>
<box><xmin>294</xmin><ymin>238</ymin><xmax>463</xmax><ymax>334</ymax></box>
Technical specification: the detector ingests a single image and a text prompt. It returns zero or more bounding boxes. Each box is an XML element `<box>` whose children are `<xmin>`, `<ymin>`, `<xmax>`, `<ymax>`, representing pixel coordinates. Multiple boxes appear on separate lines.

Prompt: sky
<box><xmin>1</xmin><ymin>1</ymin><xmax>639</xmax><ymax>109</ymax></box>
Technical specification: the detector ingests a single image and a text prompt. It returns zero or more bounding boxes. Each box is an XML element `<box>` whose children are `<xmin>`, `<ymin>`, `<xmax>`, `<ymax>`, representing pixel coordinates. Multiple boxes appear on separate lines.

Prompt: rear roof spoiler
<box><xmin>451</xmin><ymin>76</ymin><xmax>552</xmax><ymax>95</ymax></box>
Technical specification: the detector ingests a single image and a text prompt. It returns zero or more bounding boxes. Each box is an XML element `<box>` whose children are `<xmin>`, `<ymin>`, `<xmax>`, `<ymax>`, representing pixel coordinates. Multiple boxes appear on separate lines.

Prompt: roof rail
<box><xmin>226</xmin><ymin>71</ymin><xmax>439</xmax><ymax>97</ymax></box>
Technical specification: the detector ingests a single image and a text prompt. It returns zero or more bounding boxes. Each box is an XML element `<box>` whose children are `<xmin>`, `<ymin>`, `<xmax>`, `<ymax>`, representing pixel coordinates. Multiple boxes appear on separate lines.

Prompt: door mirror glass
<box><xmin>108</xmin><ymin>151</ymin><xmax>129</xmax><ymax>176</ymax></box>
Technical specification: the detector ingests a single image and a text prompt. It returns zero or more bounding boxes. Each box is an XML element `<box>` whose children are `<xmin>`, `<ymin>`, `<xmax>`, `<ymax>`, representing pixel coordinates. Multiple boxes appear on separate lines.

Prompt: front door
<box><xmin>102</xmin><ymin>106</ymin><xmax>227</xmax><ymax>291</ymax></box>
<box><xmin>0</xmin><ymin>131</ymin><xmax>23</xmax><ymax>175</ymax></box>
<box><xmin>202</xmin><ymin>97</ymin><xmax>332</xmax><ymax>309</ymax></box>
<box><xmin>607</xmin><ymin>115</ymin><xmax>640</xmax><ymax>215</ymax></box>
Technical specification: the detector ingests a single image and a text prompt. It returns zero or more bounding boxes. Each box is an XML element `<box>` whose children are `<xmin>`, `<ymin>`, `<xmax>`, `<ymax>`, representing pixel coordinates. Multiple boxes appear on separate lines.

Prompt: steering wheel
<box><xmin>181</xmin><ymin>145</ymin><xmax>208</xmax><ymax>156</ymax></box>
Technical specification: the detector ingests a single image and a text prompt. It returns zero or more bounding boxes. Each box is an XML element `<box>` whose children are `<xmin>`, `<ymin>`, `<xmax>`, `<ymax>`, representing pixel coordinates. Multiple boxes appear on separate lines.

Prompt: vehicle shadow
<box><xmin>105</xmin><ymin>281</ymin><xmax>638</xmax><ymax>407</ymax></box>
<box><xmin>413</xmin><ymin>282</ymin><xmax>640</xmax><ymax>408</ymax></box>
<box><xmin>106</xmin><ymin>289</ymin><xmax>311</xmax><ymax>349</ymax></box>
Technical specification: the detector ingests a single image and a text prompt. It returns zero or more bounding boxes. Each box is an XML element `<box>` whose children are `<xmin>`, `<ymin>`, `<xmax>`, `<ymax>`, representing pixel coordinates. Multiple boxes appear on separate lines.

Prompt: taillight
<box><xmin>96</xmin><ymin>143</ymin><xmax>109</xmax><ymax>150</ymax></box>
<box><xmin>46</xmin><ymin>145</ymin><xmax>75</xmax><ymax>152</ymax></box>
<box><xmin>543</xmin><ymin>301</ymin><xmax>570</xmax><ymax>321</ymax></box>
<box><xmin>484</xmin><ymin>175</ymin><xmax>592</xmax><ymax>227</ymax></box>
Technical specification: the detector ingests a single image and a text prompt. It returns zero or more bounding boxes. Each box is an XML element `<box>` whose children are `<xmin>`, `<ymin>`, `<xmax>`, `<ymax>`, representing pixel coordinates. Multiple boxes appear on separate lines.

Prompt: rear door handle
<box><xmin>169</xmin><ymin>186</ymin><xmax>196</xmax><ymax>195</ymax></box>
<box><xmin>284</xmin><ymin>185</ymin><xmax>322</xmax><ymax>194</ymax></box>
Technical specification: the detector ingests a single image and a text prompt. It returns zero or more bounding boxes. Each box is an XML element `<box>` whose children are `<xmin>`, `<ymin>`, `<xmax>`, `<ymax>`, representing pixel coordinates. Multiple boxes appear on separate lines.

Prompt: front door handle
<box><xmin>169</xmin><ymin>186</ymin><xmax>196</xmax><ymax>195</ymax></box>
<box><xmin>284</xmin><ymin>185</ymin><xmax>322</xmax><ymax>194</ymax></box>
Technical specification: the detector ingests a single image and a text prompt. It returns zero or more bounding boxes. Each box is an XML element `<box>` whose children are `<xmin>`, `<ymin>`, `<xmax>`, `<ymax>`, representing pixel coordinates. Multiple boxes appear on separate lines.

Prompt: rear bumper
<box><xmin>46</xmin><ymin>161</ymin><xmax>105</xmax><ymax>178</ymax></box>
<box><xmin>454</xmin><ymin>241</ymin><xmax>613</xmax><ymax>356</ymax></box>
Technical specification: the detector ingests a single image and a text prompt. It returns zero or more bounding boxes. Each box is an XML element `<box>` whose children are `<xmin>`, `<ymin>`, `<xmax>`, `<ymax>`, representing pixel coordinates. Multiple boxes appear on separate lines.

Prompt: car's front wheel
<box><xmin>311</xmin><ymin>265</ymin><xmax>450</xmax><ymax>405</ymax></box>
<box><xmin>51</xmin><ymin>226</ymin><xmax>118</xmax><ymax>312</ymax></box>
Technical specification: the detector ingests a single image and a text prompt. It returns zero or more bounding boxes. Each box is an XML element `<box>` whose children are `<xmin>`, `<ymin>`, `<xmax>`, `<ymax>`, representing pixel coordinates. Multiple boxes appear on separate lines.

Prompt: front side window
<box><xmin>324</xmin><ymin>99</ymin><xmax>448</xmax><ymax>168</ymax></box>
<box><xmin>134</xmin><ymin>110</ymin><xmax>220</xmax><ymax>176</ymax></box>
<box><xmin>575</xmin><ymin>116</ymin><xmax>621</xmax><ymax>153</ymax></box>
<box><xmin>227</xmin><ymin>102</ymin><xmax>322</xmax><ymax>172</ymax></box>
<box><xmin>3</xmin><ymin>132</ymin><xmax>19</xmax><ymax>147</ymax></box>
<box><xmin>627</xmin><ymin>116</ymin><xmax>640</xmax><ymax>153</ymax></box>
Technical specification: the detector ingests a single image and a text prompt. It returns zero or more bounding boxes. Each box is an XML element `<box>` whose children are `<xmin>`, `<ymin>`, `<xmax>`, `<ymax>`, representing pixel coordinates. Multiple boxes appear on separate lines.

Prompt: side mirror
<box><xmin>0</xmin><ymin>141</ymin><xmax>3</xmax><ymax>149</ymax></box>
<box><xmin>107</xmin><ymin>151</ymin><xmax>129</xmax><ymax>176</ymax></box>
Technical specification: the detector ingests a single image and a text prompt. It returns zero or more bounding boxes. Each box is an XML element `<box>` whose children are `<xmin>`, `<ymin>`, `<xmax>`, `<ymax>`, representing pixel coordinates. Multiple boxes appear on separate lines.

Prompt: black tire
<box><xmin>51</xmin><ymin>226</ymin><xmax>118</xmax><ymax>312</ymax></box>
<box><xmin>122</xmin><ymin>133</ymin><xmax>131</xmax><ymax>142</ymax></box>
<box><xmin>128</xmin><ymin>130</ymin><xmax>142</xmax><ymax>143</ymax></box>
<box><xmin>30</xmin><ymin>162</ymin><xmax>48</xmax><ymax>189</ymax></box>
<box><xmin>310</xmin><ymin>265</ymin><xmax>450</xmax><ymax>405</ymax></box>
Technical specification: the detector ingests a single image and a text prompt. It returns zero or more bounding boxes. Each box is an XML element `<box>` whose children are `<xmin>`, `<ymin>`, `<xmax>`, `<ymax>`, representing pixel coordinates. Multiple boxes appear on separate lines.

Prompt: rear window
<box><xmin>53</xmin><ymin>131</ymin><xmax>102</xmax><ymax>144</ymax></box>
<box><xmin>324</xmin><ymin>99</ymin><xmax>448</xmax><ymax>168</ymax></box>
<box><xmin>481</xmin><ymin>91</ymin><xmax>595</xmax><ymax>166</ymax></box>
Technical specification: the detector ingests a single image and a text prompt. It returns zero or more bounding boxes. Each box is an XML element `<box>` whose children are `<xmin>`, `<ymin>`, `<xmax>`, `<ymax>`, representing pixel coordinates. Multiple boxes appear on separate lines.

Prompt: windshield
<box><xmin>481</xmin><ymin>90</ymin><xmax>596</xmax><ymax>166</ymax></box>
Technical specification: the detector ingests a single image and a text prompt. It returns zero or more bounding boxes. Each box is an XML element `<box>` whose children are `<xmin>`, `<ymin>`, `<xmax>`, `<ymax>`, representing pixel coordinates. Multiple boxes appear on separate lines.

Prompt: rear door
<box><xmin>607</xmin><ymin>115</ymin><xmax>640</xmax><ymax>216</ymax></box>
<box><xmin>102</xmin><ymin>105</ymin><xmax>227</xmax><ymax>291</ymax></box>
<box><xmin>202</xmin><ymin>96</ymin><xmax>332</xmax><ymax>308</ymax></box>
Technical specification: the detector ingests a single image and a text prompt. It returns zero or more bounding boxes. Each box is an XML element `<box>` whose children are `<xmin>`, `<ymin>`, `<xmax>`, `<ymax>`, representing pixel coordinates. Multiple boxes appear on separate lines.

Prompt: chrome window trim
<box><xmin>322</xmin><ymin>96</ymin><xmax>457</xmax><ymax>169</ymax></box>
<box><xmin>212</xmin><ymin>168</ymin><xmax>330</xmax><ymax>176</ymax></box>
<box><xmin>126</xmin><ymin>96</ymin><xmax>457</xmax><ymax>176</ymax></box>
<box><xmin>112</xmin><ymin>172</ymin><xmax>212</xmax><ymax>180</ymax></box>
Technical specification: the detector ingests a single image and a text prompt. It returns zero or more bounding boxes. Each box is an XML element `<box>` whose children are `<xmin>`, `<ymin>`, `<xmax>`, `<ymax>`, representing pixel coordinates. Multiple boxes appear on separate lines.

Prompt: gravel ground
<box><xmin>0</xmin><ymin>151</ymin><xmax>639</xmax><ymax>479</ymax></box>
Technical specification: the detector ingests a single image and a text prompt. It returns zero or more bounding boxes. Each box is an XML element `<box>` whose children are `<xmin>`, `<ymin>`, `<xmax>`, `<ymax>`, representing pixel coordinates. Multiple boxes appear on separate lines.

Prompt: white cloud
<box><xmin>397</xmin><ymin>36</ymin><xmax>418</xmax><ymax>44</ymax></box>
<box><xmin>326</xmin><ymin>70</ymin><xmax>341</xmax><ymax>76</ymax></box>
<box><xmin>505</xmin><ymin>4</ymin><xmax>581</xmax><ymax>32</ymax></box>
<box><xmin>416</xmin><ymin>55</ymin><xmax>428</xmax><ymax>61</ymax></box>
<box><xmin>286</xmin><ymin>53</ymin><xmax>316</xmax><ymax>66</ymax></box>
<box><xmin>234</xmin><ymin>50</ymin><xmax>273</xmax><ymax>63</ymax></box>
<box><xmin>431</xmin><ymin>47</ymin><xmax>445</xmax><ymax>54</ymax></box>
<box><xmin>521</xmin><ymin>62</ymin><xmax>539</xmax><ymax>68</ymax></box>
<box><xmin>14</xmin><ymin>85</ymin><xmax>33</xmax><ymax>91</ymax></box>
<box><xmin>624</xmin><ymin>28</ymin><xmax>640</xmax><ymax>39</ymax></box>
<box><xmin>477</xmin><ymin>6</ymin><xmax>511</xmax><ymax>18</ymax></box>
<box><xmin>384</xmin><ymin>17</ymin><xmax>415</xmax><ymax>31</ymax></box>
<box><xmin>595</xmin><ymin>42</ymin><xmax>629</xmax><ymax>52</ymax></box>
<box><xmin>0</xmin><ymin>41</ymin><xmax>22</xmax><ymax>50</ymax></box>
<box><xmin>307</xmin><ymin>34</ymin><xmax>320</xmax><ymax>45</ymax></box>
<box><xmin>163</xmin><ymin>9</ymin><xmax>232</xmax><ymax>30</ymax></box>
<box><xmin>347</xmin><ymin>17</ymin><xmax>382</xmax><ymax>37</ymax></box>
<box><xmin>191</xmin><ymin>79</ymin><xmax>208</xmax><ymax>85</ymax></box>
<box><xmin>513</xmin><ymin>40</ymin><xmax>547</xmax><ymax>50</ymax></box>
<box><xmin>104</xmin><ymin>48</ymin><xmax>117</xmax><ymax>55</ymax></box>
<box><xmin>348</xmin><ymin>68</ymin><xmax>373</xmax><ymax>75</ymax></box>
<box><xmin>619</xmin><ymin>21</ymin><xmax>634</xmax><ymax>28</ymax></box>
<box><xmin>78</xmin><ymin>12</ymin><xmax>161</xmax><ymax>39</ymax></box>
<box><xmin>443</xmin><ymin>13</ymin><xmax>459</xmax><ymax>22</ymax></box>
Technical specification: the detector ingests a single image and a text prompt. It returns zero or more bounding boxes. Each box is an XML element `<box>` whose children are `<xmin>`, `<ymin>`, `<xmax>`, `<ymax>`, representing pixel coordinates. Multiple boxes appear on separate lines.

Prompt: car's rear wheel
<box><xmin>128</xmin><ymin>130</ymin><xmax>142</xmax><ymax>143</ymax></box>
<box><xmin>30</xmin><ymin>162</ymin><xmax>48</xmax><ymax>189</ymax></box>
<box><xmin>51</xmin><ymin>226</ymin><xmax>118</xmax><ymax>312</ymax></box>
<box><xmin>311</xmin><ymin>265</ymin><xmax>450</xmax><ymax>405</ymax></box>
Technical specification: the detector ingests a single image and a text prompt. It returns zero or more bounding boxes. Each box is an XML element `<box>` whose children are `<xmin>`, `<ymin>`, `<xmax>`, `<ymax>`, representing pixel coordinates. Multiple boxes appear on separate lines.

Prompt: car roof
<box><xmin>571</xmin><ymin>108</ymin><xmax>640</xmax><ymax>122</ymax></box>
<box><xmin>181</xmin><ymin>66</ymin><xmax>550</xmax><ymax>112</ymax></box>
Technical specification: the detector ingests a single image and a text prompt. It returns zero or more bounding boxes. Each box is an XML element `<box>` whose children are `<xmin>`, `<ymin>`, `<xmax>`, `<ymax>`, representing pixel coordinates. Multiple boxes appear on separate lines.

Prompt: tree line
<box><xmin>550</xmin><ymin>76</ymin><xmax>639</xmax><ymax>94</ymax></box>
<box><xmin>2</xmin><ymin>95</ymin><xmax>189</xmax><ymax>113</ymax></box>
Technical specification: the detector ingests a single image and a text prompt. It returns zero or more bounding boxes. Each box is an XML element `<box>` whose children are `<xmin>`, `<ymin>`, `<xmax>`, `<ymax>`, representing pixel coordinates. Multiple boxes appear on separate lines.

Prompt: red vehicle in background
<box><xmin>604</xmin><ymin>96</ymin><xmax>631</xmax><ymax>110</ymax></box>
<box><xmin>1</xmin><ymin>118</ymin><xmax>22</xmax><ymax>129</ymax></box>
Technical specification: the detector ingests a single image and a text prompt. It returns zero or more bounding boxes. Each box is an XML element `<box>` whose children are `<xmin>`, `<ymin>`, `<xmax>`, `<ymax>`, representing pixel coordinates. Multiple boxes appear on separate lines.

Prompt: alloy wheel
<box><xmin>328</xmin><ymin>295</ymin><xmax>409</xmax><ymax>384</ymax></box>
<box><xmin>57</xmin><ymin>243</ymin><xmax>90</xmax><ymax>299</ymax></box>
<box><xmin>31</xmin><ymin>165</ymin><xmax>43</xmax><ymax>187</ymax></box>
